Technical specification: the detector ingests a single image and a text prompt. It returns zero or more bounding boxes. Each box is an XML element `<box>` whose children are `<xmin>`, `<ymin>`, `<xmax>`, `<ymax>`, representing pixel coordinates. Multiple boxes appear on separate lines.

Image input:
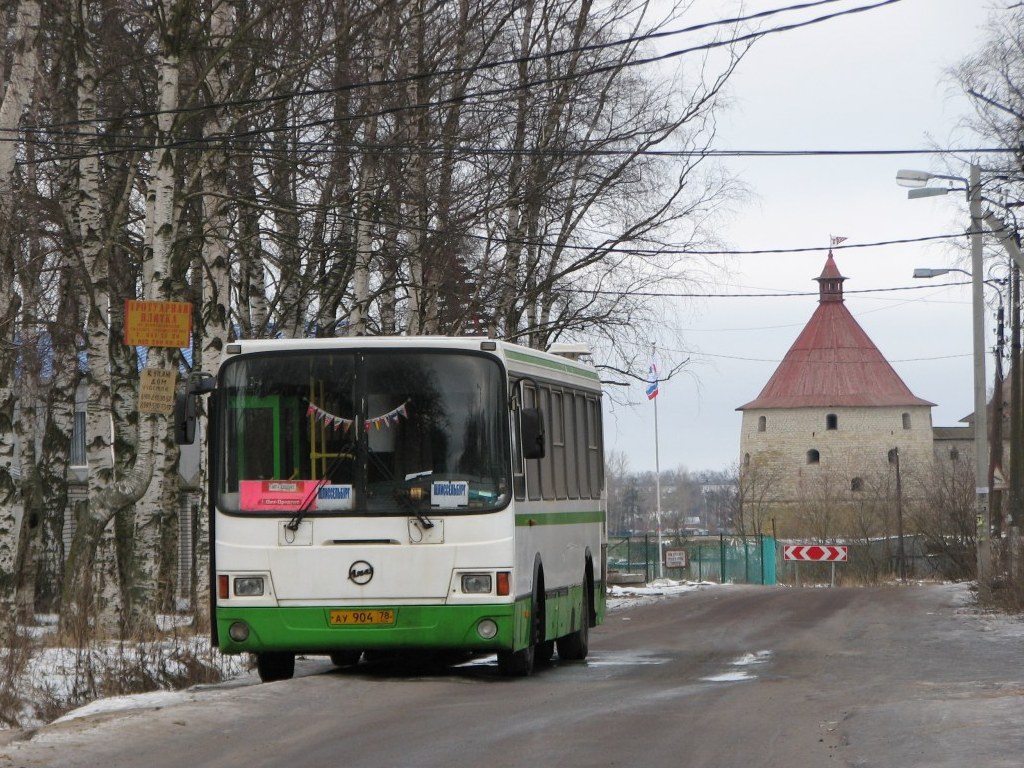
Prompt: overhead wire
<box><xmin>5</xmin><ymin>0</ymin><xmax>911</xmax><ymax>159</ymax></box>
<box><xmin>9</xmin><ymin>0</ymin><xmax>882</xmax><ymax>135</ymax></box>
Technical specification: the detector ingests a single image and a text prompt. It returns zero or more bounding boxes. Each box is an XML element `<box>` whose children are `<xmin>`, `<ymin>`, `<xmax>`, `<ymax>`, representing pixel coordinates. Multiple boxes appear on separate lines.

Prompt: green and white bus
<box><xmin>177</xmin><ymin>336</ymin><xmax>606</xmax><ymax>680</ymax></box>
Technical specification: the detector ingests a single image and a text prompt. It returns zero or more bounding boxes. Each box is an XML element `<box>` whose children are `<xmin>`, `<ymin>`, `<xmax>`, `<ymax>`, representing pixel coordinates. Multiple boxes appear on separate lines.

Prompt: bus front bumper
<box><xmin>216</xmin><ymin>602</ymin><xmax>519</xmax><ymax>655</ymax></box>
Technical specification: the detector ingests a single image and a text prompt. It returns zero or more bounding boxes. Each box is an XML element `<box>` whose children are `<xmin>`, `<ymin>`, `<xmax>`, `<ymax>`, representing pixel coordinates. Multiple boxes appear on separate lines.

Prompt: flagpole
<box><xmin>651</xmin><ymin>342</ymin><xmax>663</xmax><ymax>580</ymax></box>
<box><xmin>654</xmin><ymin>389</ymin><xmax>663</xmax><ymax>580</ymax></box>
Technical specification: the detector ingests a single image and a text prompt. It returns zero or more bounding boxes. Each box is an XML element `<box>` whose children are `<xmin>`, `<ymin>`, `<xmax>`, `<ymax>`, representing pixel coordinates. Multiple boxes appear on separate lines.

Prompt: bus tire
<box><xmin>497</xmin><ymin>641</ymin><xmax>534</xmax><ymax>676</ymax></box>
<box><xmin>535</xmin><ymin>639</ymin><xmax>555</xmax><ymax>664</ymax></box>
<box><xmin>329</xmin><ymin>650</ymin><xmax>362</xmax><ymax>667</ymax></box>
<box><xmin>498</xmin><ymin>582</ymin><xmax>542</xmax><ymax>677</ymax></box>
<box><xmin>256</xmin><ymin>651</ymin><xmax>295</xmax><ymax>682</ymax></box>
<box><xmin>556</xmin><ymin>583</ymin><xmax>590</xmax><ymax>661</ymax></box>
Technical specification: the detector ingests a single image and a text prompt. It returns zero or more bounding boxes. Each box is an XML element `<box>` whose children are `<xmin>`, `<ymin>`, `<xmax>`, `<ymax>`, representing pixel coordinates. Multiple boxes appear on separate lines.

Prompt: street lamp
<box><xmin>912</xmin><ymin>267</ymin><xmax>970</xmax><ymax>280</ymax></box>
<box><xmin>900</xmin><ymin>163</ymin><xmax>990</xmax><ymax>585</ymax></box>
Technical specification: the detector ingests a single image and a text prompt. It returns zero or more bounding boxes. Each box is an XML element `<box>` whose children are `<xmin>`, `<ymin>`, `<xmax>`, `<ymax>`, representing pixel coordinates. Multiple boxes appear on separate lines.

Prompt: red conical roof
<box><xmin>738</xmin><ymin>253</ymin><xmax>934</xmax><ymax>410</ymax></box>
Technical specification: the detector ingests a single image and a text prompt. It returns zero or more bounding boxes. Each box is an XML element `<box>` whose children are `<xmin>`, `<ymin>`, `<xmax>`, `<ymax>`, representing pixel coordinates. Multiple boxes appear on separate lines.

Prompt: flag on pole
<box><xmin>830</xmin><ymin>235</ymin><xmax>847</xmax><ymax>246</ymax></box>
<box><xmin>646</xmin><ymin>362</ymin><xmax>659</xmax><ymax>400</ymax></box>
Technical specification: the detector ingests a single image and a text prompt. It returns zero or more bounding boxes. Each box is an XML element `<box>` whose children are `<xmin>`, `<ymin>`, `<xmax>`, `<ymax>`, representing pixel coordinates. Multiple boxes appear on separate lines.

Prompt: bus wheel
<box><xmin>497</xmin><ymin>643</ymin><xmax>534</xmax><ymax>676</ymax></box>
<box><xmin>535</xmin><ymin>640</ymin><xmax>555</xmax><ymax>664</ymax></box>
<box><xmin>498</xmin><ymin>589</ymin><xmax>541</xmax><ymax>677</ymax></box>
<box><xmin>256</xmin><ymin>651</ymin><xmax>295</xmax><ymax>682</ymax></box>
<box><xmin>556</xmin><ymin>585</ymin><xmax>590</xmax><ymax>661</ymax></box>
<box><xmin>329</xmin><ymin>650</ymin><xmax>362</xmax><ymax>668</ymax></box>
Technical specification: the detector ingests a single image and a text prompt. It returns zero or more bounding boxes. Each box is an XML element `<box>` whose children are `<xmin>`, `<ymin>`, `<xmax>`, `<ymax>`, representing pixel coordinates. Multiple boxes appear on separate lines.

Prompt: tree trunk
<box><xmin>349</xmin><ymin>23</ymin><xmax>389</xmax><ymax>336</ymax></box>
<box><xmin>192</xmin><ymin>0</ymin><xmax>236</xmax><ymax>626</ymax></box>
<box><xmin>0</xmin><ymin>0</ymin><xmax>41</xmax><ymax>636</ymax></box>
<box><xmin>127</xmin><ymin>0</ymin><xmax>183</xmax><ymax>634</ymax></box>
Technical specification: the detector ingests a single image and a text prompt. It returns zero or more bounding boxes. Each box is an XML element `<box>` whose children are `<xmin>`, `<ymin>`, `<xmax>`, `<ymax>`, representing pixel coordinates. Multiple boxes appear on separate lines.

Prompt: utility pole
<box><xmin>894</xmin><ymin>447</ymin><xmax>906</xmax><ymax>582</ymax></box>
<box><xmin>990</xmin><ymin>297</ymin><xmax>1006</xmax><ymax>539</ymax></box>
<box><xmin>983</xmin><ymin>212</ymin><xmax>1024</xmax><ymax>577</ymax></box>
<box><xmin>969</xmin><ymin>164</ymin><xmax>991</xmax><ymax>587</ymax></box>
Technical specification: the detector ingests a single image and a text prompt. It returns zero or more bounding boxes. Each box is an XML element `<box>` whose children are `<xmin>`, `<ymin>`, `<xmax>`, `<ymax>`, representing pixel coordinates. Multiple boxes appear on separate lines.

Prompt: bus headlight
<box><xmin>477</xmin><ymin>619</ymin><xmax>498</xmax><ymax>640</ymax></box>
<box><xmin>461</xmin><ymin>574</ymin><xmax>492</xmax><ymax>594</ymax></box>
<box><xmin>234</xmin><ymin>576</ymin><xmax>265</xmax><ymax>596</ymax></box>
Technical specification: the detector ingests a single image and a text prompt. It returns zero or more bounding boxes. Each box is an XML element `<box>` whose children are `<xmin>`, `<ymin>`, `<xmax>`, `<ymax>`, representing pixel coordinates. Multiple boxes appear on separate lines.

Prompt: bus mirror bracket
<box><xmin>512</xmin><ymin>376</ymin><xmax>546</xmax><ymax>459</ymax></box>
<box><xmin>175</xmin><ymin>372</ymin><xmax>216</xmax><ymax>446</ymax></box>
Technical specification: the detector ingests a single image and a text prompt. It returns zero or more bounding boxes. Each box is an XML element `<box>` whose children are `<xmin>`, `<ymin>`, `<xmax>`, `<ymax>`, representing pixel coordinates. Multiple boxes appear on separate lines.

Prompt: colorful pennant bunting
<box><xmin>305</xmin><ymin>400</ymin><xmax>409</xmax><ymax>433</ymax></box>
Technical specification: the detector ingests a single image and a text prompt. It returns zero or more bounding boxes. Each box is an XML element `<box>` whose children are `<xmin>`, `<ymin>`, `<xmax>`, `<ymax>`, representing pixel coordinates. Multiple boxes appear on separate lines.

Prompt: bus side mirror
<box><xmin>521</xmin><ymin>407</ymin><xmax>545</xmax><ymax>460</ymax></box>
<box><xmin>175</xmin><ymin>391</ymin><xmax>197</xmax><ymax>445</ymax></box>
<box><xmin>175</xmin><ymin>373</ymin><xmax>216</xmax><ymax>446</ymax></box>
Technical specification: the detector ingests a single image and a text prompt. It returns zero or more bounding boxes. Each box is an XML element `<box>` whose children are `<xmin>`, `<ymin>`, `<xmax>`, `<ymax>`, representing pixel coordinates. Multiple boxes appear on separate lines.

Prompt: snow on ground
<box><xmin>10</xmin><ymin>580</ymin><xmax>1018</xmax><ymax>734</ymax></box>
<box><xmin>51</xmin><ymin>690</ymin><xmax>194</xmax><ymax>725</ymax></box>
<box><xmin>5</xmin><ymin>580</ymin><xmax>712</xmax><ymax>731</ymax></box>
<box><xmin>5</xmin><ymin>629</ymin><xmax>247</xmax><ymax>730</ymax></box>
<box><xmin>606</xmin><ymin>578</ymin><xmax>718</xmax><ymax>610</ymax></box>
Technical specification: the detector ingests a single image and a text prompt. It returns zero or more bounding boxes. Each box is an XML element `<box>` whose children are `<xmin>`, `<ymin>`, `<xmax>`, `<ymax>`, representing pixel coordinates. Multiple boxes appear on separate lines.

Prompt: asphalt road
<box><xmin>5</xmin><ymin>583</ymin><xmax>1024</xmax><ymax>767</ymax></box>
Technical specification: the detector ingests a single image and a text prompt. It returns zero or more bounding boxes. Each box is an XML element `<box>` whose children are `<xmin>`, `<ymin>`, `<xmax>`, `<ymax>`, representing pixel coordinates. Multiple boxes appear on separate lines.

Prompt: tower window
<box><xmin>758</xmin><ymin>416</ymin><xmax>766</xmax><ymax>432</ymax></box>
<box><xmin>851</xmin><ymin>477</ymin><xmax>864</xmax><ymax>492</ymax></box>
<box><xmin>806</xmin><ymin>449</ymin><xmax>820</xmax><ymax>465</ymax></box>
<box><xmin>949</xmin><ymin>448</ymin><xmax>959</xmax><ymax>461</ymax></box>
<box><xmin>888</xmin><ymin>448</ymin><xmax>899</xmax><ymax>465</ymax></box>
<box><xmin>902</xmin><ymin>413</ymin><xmax>911</xmax><ymax>430</ymax></box>
<box><xmin>744</xmin><ymin>452</ymin><xmax>751</xmax><ymax>467</ymax></box>
<box><xmin>826</xmin><ymin>414</ymin><xmax>838</xmax><ymax>430</ymax></box>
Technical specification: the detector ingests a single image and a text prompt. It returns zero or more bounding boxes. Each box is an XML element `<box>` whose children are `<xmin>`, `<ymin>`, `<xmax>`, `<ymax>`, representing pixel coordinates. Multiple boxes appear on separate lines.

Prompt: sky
<box><xmin>602</xmin><ymin>0</ymin><xmax>1002</xmax><ymax>475</ymax></box>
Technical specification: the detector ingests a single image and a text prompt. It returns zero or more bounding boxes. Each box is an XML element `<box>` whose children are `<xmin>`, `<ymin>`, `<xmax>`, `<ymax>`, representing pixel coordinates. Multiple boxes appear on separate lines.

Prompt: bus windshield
<box><xmin>216</xmin><ymin>350</ymin><xmax>511</xmax><ymax>515</ymax></box>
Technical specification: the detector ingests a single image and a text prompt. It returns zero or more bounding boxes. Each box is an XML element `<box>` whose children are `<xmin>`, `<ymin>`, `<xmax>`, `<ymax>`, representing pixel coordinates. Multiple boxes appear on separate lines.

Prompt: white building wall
<box><xmin>739</xmin><ymin>404</ymin><xmax>935</xmax><ymax>503</ymax></box>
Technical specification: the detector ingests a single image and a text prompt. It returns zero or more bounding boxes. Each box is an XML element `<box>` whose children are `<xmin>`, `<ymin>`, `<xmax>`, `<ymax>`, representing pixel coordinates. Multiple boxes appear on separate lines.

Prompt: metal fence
<box><xmin>776</xmin><ymin>534</ymin><xmax>970</xmax><ymax>585</ymax></box>
<box><xmin>607</xmin><ymin>534</ymin><xmax>777</xmax><ymax>585</ymax></box>
<box><xmin>606</xmin><ymin>534</ymin><xmax>969</xmax><ymax>588</ymax></box>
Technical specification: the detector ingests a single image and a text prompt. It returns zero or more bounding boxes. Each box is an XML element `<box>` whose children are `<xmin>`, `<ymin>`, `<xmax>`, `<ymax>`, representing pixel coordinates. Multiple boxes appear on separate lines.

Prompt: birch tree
<box><xmin>0</xmin><ymin>0</ymin><xmax>41</xmax><ymax>632</ymax></box>
<box><xmin>123</xmin><ymin>0</ymin><xmax>187</xmax><ymax>632</ymax></box>
<box><xmin>0</xmin><ymin>0</ymin><xmax>753</xmax><ymax>633</ymax></box>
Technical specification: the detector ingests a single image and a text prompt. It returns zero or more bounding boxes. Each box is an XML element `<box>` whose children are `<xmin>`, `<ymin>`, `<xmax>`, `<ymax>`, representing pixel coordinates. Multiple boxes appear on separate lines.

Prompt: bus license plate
<box><xmin>329</xmin><ymin>609</ymin><xmax>396</xmax><ymax>626</ymax></box>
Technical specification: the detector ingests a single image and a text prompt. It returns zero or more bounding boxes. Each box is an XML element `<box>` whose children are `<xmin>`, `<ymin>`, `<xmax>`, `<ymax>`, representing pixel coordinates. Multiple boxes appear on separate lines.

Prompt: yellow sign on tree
<box><xmin>138</xmin><ymin>368</ymin><xmax>178</xmax><ymax>415</ymax></box>
<box><xmin>124</xmin><ymin>300</ymin><xmax>192</xmax><ymax>348</ymax></box>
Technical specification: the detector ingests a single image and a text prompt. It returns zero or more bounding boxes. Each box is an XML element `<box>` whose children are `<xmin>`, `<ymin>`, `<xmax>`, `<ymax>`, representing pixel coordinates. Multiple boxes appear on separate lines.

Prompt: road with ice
<box><xmin>6</xmin><ymin>582</ymin><xmax>1024</xmax><ymax>767</ymax></box>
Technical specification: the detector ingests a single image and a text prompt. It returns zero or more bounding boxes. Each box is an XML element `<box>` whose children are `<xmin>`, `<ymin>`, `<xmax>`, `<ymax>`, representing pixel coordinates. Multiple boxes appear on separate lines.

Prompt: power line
<box><xmin>662</xmin><ymin>232</ymin><xmax>967</xmax><ymax>255</ymax></box>
<box><xmin>14</xmin><ymin>125</ymin><xmax>1012</xmax><ymax>165</ymax></box>
<box><xmin>6</xmin><ymin>0</ymin><xmax>908</xmax><ymax>154</ymax></box>
<box><xmin>11</xmin><ymin>0</ymin><xmax>871</xmax><ymax>133</ymax></box>
<box><xmin>585</xmin><ymin>280</ymin><xmax>971</xmax><ymax>299</ymax></box>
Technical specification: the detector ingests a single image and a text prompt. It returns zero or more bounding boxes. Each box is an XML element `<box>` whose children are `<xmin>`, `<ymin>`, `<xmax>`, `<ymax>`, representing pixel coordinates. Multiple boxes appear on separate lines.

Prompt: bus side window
<box><xmin>586</xmin><ymin>397</ymin><xmax>603</xmax><ymax>498</ymax></box>
<box><xmin>539</xmin><ymin>386</ymin><xmax>555</xmax><ymax>500</ymax></box>
<box><xmin>512</xmin><ymin>403</ymin><xmax>526</xmax><ymax>501</ymax></box>
<box><xmin>551</xmin><ymin>390</ymin><xmax>567</xmax><ymax>499</ymax></box>
<box><xmin>565</xmin><ymin>392</ymin><xmax>579</xmax><ymax>499</ymax></box>
<box><xmin>574</xmin><ymin>393</ymin><xmax>588</xmax><ymax>498</ymax></box>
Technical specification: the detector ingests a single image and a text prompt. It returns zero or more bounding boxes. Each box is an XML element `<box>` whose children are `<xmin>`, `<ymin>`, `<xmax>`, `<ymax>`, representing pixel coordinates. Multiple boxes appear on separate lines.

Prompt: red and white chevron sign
<box><xmin>783</xmin><ymin>544</ymin><xmax>848</xmax><ymax>562</ymax></box>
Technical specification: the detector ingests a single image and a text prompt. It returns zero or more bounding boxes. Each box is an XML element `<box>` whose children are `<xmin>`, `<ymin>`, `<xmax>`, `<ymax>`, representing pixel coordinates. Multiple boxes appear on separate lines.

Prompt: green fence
<box><xmin>607</xmin><ymin>534</ymin><xmax>777</xmax><ymax>585</ymax></box>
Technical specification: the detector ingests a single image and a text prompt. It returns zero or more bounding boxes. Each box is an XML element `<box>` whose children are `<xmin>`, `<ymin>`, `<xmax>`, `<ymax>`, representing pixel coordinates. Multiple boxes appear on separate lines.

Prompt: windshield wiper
<box><xmin>397</xmin><ymin>471</ymin><xmax>434</xmax><ymax>530</ymax></box>
<box><xmin>285</xmin><ymin>446</ymin><xmax>353</xmax><ymax>532</ymax></box>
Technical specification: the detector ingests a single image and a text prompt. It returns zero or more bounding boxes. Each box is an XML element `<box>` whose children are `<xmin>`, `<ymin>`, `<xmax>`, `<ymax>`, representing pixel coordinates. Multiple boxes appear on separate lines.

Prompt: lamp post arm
<box><xmin>983</xmin><ymin>210</ymin><xmax>1024</xmax><ymax>271</ymax></box>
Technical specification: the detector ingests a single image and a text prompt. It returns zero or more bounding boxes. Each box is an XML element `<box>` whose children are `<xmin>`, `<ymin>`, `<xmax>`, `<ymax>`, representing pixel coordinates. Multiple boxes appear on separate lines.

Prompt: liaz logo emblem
<box><xmin>348</xmin><ymin>560</ymin><xmax>374</xmax><ymax>585</ymax></box>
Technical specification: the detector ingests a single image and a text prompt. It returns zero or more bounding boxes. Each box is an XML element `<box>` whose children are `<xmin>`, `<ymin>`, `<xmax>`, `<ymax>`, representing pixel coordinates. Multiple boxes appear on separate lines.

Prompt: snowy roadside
<box><xmin>9</xmin><ymin>581</ymin><xmax>1015</xmax><ymax>746</ymax></box>
<box><xmin>606</xmin><ymin>578</ymin><xmax>719</xmax><ymax>610</ymax></box>
<box><xmin>2</xmin><ymin>578</ymin><xmax>713</xmax><ymax>740</ymax></box>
